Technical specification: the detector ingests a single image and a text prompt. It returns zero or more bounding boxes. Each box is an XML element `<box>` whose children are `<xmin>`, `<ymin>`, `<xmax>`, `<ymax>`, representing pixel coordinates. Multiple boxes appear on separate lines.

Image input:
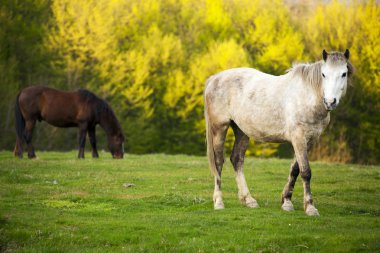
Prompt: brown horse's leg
<box><xmin>88</xmin><ymin>126</ymin><xmax>99</xmax><ymax>158</ymax></box>
<box><xmin>14</xmin><ymin>137</ymin><xmax>24</xmax><ymax>158</ymax></box>
<box><xmin>24</xmin><ymin>120</ymin><xmax>36</xmax><ymax>159</ymax></box>
<box><xmin>292</xmin><ymin>136</ymin><xmax>319</xmax><ymax>216</ymax></box>
<box><xmin>78</xmin><ymin>124</ymin><xmax>87</xmax><ymax>159</ymax></box>
<box><xmin>281</xmin><ymin>158</ymin><xmax>299</xmax><ymax>211</ymax></box>
<box><xmin>230</xmin><ymin>121</ymin><xmax>259</xmax><ymax>208</ymax></box>
<box><xmin>211</xmin><ymin>123</ymin><xmax>229</xmax><ymax>210</ymax></box>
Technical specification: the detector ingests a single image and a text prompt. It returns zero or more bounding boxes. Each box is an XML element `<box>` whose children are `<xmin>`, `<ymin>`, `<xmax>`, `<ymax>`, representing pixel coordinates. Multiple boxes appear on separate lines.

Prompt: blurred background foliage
<box><xmin>0</xmin><ymin>0</ymin><xmax>379</xmax><ymax>164</ymax></box>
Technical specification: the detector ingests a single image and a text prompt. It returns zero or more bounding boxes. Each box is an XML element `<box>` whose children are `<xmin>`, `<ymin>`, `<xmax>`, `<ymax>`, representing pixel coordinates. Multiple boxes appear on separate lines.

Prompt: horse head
<box><xmin>321</xmin><ymin>49</ymin><xmax>353</xmax><ymax>111</ymax></box>
<box><xmin>108</xmin><ymin>132</ymin><xmax>125</xmax><ymax>159</ymax></box>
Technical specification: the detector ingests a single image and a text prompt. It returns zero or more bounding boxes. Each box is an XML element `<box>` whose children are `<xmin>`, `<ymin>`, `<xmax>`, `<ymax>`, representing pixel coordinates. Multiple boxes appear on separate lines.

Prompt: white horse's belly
<box><xmin>232</xmin><ymin>109</ymin><xmax>288</xmax><ymax>143</ymax></box>
<box><xmin>225</xmin><ymin>72</ymin><xmax>290</xmax><ymax>142</ymax></box>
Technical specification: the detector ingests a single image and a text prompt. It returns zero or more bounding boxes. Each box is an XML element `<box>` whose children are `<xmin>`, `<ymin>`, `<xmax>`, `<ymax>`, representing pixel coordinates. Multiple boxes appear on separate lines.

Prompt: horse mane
<box><xmin>78</xmin><ymin>89</ymin><xmax>113</xmax><ymax>115</ymax></box>
<box><xmin>288</xmin><ymin>61</ymin><xmax>324</xmax><ymax>91</ymax></box>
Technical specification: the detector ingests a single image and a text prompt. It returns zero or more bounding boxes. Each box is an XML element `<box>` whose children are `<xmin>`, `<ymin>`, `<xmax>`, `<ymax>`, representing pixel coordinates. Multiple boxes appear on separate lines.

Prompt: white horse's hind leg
<box><xmin>213</xmin><ymin>177</ymin><xmax>224</xmax><ymax>210</ymax></box>
<box><xmin>235</xmin><ymin>171</ymin><xmax>259</xmax><ymax>208</ymax></box>
<box><xmin>230</xmin><ymin>122</ymin><xmax>259</xmax><ymax>208</ymax></box>
<box><xmin>211</xmin><ymin>123</ymin><xmax>229</xmax><ymax>210</ymax></box>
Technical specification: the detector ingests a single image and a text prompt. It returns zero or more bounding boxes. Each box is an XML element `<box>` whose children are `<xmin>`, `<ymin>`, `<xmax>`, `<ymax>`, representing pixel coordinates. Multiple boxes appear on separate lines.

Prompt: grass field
<box><xmin>0</xmin><ymin>151</ymin><xmax>379</xmax><ymax>252</ymax></box>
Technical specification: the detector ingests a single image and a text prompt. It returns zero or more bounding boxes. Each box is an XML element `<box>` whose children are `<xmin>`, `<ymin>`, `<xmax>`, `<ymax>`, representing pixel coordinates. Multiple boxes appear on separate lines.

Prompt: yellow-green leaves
<box><xmin>2</xmin><ymin>0</ymin><xmax>379</xmax><ymax>162</ymax></box>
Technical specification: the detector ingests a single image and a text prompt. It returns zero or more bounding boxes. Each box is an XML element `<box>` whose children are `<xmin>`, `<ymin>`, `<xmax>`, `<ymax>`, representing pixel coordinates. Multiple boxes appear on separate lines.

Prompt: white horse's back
<box><xmin>205</xmin><ymin>67</ymin><xmax>291</xmax><ymax>142</ymax></box>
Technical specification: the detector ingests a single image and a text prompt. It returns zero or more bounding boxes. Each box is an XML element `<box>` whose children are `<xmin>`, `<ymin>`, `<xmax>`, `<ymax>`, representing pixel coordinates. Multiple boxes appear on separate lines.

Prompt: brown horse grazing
<box><xmin>14</xmin><ymin>85</ymin><xmax>125</xmax><ymax>159</ymax></box>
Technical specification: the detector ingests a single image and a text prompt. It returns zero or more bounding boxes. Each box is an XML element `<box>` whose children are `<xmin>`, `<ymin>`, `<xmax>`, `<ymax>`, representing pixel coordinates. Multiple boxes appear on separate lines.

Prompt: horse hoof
<box><xmin>213</xmin><ymin>191</ymin><xmax>224</xmax><ymax>210</ymax></box>
<box><xmin>305</xmin><ymin>205</ymin><xmax>320</xmax><ymax>216</ymax></box>
<box><xmin>281</xmin><ymin>200</ymin><xmax>295</xmax><ymax>212</ymax></box>
<box><xmin>214</xmin><ymin>201</ymin><xmax>225</xmax><ymax>210</ymax></box>
<box><xmin>240</xmin><ymin>195</ymin><xmax>259</xmax><ymax>208</ymax></box>
<box><xmin>246</xmin><ymin>199</ymin><xmax>259</xmax><ymax>208</ymax></box>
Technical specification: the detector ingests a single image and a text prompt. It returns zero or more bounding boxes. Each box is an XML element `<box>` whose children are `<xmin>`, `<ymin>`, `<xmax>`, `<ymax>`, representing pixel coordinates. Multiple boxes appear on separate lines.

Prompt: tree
<box><xmin>0</xmin><ymin>0</ymin><xmax>51</xmax><ymax>150</ymax></box>
<box><xmin>303</xmin><ymin>0</ymin><xmax>380</xmax><ymax>163</ymax></box>
<box><xmin>1</xmin><ymin>0</ymin><xmax>379</xmax><ymax>164</ymax></box>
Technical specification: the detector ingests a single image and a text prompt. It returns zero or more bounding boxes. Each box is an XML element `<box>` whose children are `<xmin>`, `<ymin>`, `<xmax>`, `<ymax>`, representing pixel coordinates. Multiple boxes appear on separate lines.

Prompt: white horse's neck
<box><xmin>284</xmin><ymin>73</ymin><xmax>329</xmax><ymax>123</ymax></box>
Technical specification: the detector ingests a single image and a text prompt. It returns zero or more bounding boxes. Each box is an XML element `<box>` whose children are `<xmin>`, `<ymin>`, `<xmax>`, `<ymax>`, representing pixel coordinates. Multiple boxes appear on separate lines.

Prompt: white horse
<box><xmin>204</xmin><ymin>50</ymin><xmax>353</xmax><ymax>216</ymax></box>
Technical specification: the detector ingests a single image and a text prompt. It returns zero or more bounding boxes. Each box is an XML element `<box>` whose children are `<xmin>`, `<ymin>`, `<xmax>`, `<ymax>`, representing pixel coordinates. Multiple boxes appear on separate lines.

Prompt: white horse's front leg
<box><xmin>293</xmin><ymin>139</ymin><xmax>320</xmax><ymax>216</ymax></box>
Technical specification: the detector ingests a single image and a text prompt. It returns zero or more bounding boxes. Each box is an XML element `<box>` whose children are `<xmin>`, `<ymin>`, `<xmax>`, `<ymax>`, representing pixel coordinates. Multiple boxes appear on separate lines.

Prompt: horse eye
<box><xmin>342</xmin><ymin>72</ymin><xmax>347</xmax><ymax>77</ymax></box>
<box><xmin>322</xmin><ymin>73</ymin><xmax>325</xmax><ymax>78</ymax></box>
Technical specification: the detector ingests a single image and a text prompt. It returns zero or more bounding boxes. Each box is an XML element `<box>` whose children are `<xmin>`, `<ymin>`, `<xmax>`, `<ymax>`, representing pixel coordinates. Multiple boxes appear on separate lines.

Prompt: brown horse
<box><xmin>14</xmin><ymin>85</ymin><xmax>125</xmax><ymax>159</ymax></box>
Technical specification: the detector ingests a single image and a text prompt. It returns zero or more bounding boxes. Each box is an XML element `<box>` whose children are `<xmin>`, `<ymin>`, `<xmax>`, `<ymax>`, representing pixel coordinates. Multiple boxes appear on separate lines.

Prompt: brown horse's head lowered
<box><xmin>14</xmin><ymin>85</ymin><xmax>125</xmax><ymax>159</ymax></box>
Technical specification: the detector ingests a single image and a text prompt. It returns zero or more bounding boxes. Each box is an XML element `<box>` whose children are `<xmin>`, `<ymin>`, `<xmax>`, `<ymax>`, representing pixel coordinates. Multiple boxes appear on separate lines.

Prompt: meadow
<box><xmin>0</xmin><ymin>151</ymin><xmax>379</xmax><ymax>252</ymax></box>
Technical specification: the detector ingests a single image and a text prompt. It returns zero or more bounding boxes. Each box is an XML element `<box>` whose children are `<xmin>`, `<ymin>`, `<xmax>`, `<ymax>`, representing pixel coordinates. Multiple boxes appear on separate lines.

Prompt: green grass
<box><xmin>0</xmin><ymin>151</ymin><xmax>379</xmax><ymax>252</ymax></box>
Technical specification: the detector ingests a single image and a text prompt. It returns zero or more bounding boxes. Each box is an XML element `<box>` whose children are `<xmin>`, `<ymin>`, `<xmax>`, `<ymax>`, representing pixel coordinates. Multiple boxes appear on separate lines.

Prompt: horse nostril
<box><xmin>323</xmin><ymin>98</ymin><xmax>336</xmax><ymax>106</ymax></box>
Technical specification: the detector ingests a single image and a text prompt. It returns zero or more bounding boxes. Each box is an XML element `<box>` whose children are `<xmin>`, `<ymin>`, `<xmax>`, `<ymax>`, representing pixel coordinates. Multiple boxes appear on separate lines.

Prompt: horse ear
<box><xmin>344</xmin><ymin>49</ymin><xmax>350</xmax><ymax>60</ymax></box>
<box><xmin>322</xmin><ymin>49</ymin><xmax>328</xmax><ymax>62</ymax></box>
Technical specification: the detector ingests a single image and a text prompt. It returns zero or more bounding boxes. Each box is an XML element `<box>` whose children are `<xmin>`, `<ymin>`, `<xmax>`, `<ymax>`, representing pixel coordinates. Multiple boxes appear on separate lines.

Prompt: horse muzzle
<box><xmin>112</xmin><ymin>153</ymin><xmax>124</xmax><ymax>159</ymax></box>
<box><xmin>323</xmin><ymin>97</ymin><xmax>338</xmax><ymax>111</ymax></box>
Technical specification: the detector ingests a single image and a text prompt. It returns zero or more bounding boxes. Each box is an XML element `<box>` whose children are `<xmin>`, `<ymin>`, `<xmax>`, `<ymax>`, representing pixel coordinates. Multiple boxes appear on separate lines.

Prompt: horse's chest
<box><xmin>291</xmin><ymin>114</ymin><xmax>330</xmax><ymax>141</ymax></box>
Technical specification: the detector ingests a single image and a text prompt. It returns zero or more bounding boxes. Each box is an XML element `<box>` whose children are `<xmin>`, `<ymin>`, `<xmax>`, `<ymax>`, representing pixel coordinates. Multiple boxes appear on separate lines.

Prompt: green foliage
<box><xmin>0</xmin><ymin>152</ymin><xmax>379</xmax><ymax>251</ymax></box>
<box><xmin>43</xmin><ymin>0</ymin><xmax>302</xmax><ymax>157</ymax></box>
<box><xmin>0</xmin><ymin>0</ymin><xmax>51</xmax><ymax>149</ymax></box>
<box><xmin>0</xmin><ymin>0</ymin><xmax>379</xmax><ymax>163</ymax></box>
<box><xmin>303</xmin><ymin>0</ymin><xmax>380</xmax><ymax>164</ymax></box>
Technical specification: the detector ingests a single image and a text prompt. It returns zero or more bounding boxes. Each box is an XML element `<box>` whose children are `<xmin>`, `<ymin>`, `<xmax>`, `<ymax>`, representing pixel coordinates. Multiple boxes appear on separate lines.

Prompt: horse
<box><xmin>14</xmin><ymin>85</ymin><xmax>125</xmax><ymax>159</ymax></box>
<box><xmin>204</xmin><ymin>49</ymin><xmax>354</xmax><ymax>216</ymax></box>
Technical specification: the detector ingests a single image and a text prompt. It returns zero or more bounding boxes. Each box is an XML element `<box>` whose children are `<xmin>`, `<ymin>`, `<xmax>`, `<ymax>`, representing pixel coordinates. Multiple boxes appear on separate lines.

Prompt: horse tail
<box><xmin>204</xmin><ymin>84</ymin><xmax>219</xmax><ymax>180</ymax></box>
<box><xmin>14</xmin><ymin>92</ymin><xmax>25</xmax><ymax>141</ymax></box>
